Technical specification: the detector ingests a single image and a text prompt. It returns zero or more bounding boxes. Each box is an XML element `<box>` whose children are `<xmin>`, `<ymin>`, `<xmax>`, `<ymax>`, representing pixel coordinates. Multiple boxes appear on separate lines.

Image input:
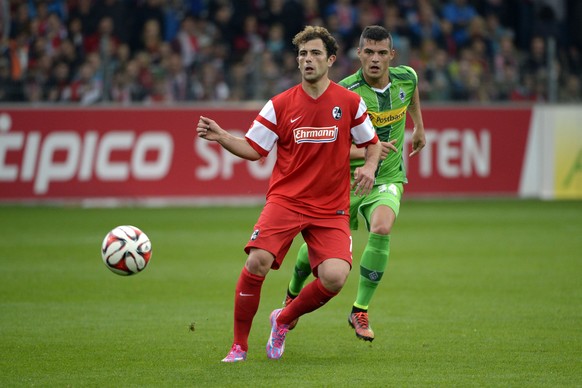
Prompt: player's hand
<box><xmin>351</xmin><ymin>167</ymin><xmax>375</xmax><ymax>196</ymax></box>
<box><xmin>409</xmin><ymin>126</ymin><xmax>426</xmax><ymax>157</ymax></box>
<box><xmin>380</xmin><ymin>139</ymin><xmax>398</xmax><ymax>160</ymax></box>
<box><xmin>196</xmin><ymin>116</ymin><xmax>221</xmax><ymax>141</ymax></box>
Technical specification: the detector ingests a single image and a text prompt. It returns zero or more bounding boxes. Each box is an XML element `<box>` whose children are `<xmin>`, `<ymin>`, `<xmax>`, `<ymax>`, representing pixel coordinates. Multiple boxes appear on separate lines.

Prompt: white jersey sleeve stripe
<box><xmin>351</xmin><ymin>115</ymin><xmax>376</xmax><ymax>145</ymax></box>
<box><xmin>351</xmin><ymin>97</ymin><xmax>376</xmax><ymax>145</ymax></box>
<box><xmin>356</xmin><ymin>98</ymin><xmax>368</xmax><ymax>120</ymax></box>
<box><xmin>258</xmin><ymin>100</ymin><xmax>277</xmax><ymax>125</ymax></box>
<box><xmin>245</xmin><ymin>100</ymin><xmax>279</xmax><ymax>152</ymax></box>
<box><xmin>246</xmin><ymin>121</ymin><xmax>279</xmax><ymax>152</ymax></box>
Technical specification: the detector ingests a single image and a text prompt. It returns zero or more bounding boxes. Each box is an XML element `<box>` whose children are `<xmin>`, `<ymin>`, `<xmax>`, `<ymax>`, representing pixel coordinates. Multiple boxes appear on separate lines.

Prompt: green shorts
<box><xmin>350</xmin><ymin>182</ymin><xmax>404</xmax><ymax>231</ymax></box>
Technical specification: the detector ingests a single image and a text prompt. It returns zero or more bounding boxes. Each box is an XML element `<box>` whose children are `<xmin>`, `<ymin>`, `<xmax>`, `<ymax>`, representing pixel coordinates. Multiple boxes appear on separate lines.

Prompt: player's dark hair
<box><xmin>292</xmin><ymin>25</ymin><xmax>339</xmax><ymax>57</ymax></box>
<box><xmin>359</xmin><ymin>25</ymin><xmax>393</xmax><ymax>50</ymax></box>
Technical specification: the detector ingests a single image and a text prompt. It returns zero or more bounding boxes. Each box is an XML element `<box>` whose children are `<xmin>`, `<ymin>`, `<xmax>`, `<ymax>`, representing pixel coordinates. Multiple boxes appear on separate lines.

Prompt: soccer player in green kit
<box><xmin>282</xmin><ymin>25</ymin><xmax>426</xmax><ymax>341</ymax></box>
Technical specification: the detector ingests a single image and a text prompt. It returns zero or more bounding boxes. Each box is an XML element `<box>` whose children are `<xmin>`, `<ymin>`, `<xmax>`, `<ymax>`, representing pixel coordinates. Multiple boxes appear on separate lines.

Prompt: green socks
<box><xmin>289</xmin><ymin>233</ymin><xmax>390</xmax><ymax>311</ymax></box>
<box><xmin>354</xmin><ymin>232</ymin><xmax>390</xmax><ymax>310</ymax></box>
<box><xmin>288</xmin><ymin>243</ymin><xmax>312</xmax><ymax>296</ymax></box>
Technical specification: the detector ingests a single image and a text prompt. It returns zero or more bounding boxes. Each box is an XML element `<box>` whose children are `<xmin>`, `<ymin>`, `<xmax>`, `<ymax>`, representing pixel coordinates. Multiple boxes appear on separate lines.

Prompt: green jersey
<box><xmin>340</xmin><ymin>65</ymin><xmax>418</xmax><ymax>185</ymax></box>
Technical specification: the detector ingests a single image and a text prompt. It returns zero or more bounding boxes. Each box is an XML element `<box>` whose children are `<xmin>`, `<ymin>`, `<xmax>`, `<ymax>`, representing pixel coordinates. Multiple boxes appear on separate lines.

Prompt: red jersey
<box><xmin>245</xmin><ymin>82</ymin><xmax>378</xmax><ymax>217</ymax></box>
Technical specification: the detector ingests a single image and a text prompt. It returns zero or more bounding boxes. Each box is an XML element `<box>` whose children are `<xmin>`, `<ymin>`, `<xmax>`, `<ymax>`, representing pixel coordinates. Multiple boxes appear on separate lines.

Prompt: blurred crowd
<box><xmin>0</xmin><ymin>0</ymin><xmax>581</xmax><ymax>105</ymax></box>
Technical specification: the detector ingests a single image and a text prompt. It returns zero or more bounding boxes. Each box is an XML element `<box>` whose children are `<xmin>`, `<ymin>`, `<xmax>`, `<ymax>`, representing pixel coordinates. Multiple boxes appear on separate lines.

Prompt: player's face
<box><xmin>357</xmin><ymin>38</ymin><xmax>394</xmax><ymax>87</ymax></box>
<box><xmin>297</xmin><ymin>39</ymin><xmax>335</xmax><ymax>84</ymax></box>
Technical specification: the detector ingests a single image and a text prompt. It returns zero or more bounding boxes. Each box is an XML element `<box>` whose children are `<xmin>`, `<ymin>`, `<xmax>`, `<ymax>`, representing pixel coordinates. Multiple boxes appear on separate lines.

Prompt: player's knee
<box><xmin>318</xmin><ymin>260</ymin><xmax>350</xmax><ymax>292</ymax></box>
<box><xmin>370</xmin><ymin>205</ymin><xmax>396</xmax><ymax>235</ymax></box>
<box><xmin>370</xmin><ymin>223</ymin><xmax>392</xmax><ymax>235</ymax></box>
<box><xmin>322</xmin><ymin>279</ymin><xmax>345</xmax><ymax>293</ymax></box>
<box><xmin>245</xmin><ymin>249</ymin><xmax>274</xmax><ymax>276</ymax></box>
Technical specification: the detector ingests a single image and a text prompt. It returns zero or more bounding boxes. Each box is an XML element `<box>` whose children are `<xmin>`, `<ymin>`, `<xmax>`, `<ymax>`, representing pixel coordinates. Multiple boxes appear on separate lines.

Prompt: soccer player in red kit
<box><xmin>196</xmin><ymin>26</ymin><xmax>381</xmax><ymax>362</ymax></box>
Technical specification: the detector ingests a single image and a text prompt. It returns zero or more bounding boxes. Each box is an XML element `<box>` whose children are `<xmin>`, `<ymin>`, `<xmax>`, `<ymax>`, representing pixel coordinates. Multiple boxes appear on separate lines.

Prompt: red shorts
<box><xmin>245</xmin><ymin>202</ymin><xmax>353</xmax><ymax>275</ymax></box>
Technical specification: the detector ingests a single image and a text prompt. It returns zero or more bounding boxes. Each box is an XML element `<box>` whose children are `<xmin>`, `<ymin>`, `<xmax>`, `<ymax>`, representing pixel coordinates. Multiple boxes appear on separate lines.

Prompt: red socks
<box><xmin>278</xmin><ymin>278</ymin><xmax>337</xmax><ymax>325</ymax></box>
<box><xmin>233</xmin><ymin>267</ymin><xmax>264</xmax><ymax>351</ymax></box>
<box><xmin>231</xmin><ymin>269</ymin><xmax>338</xmax><ymax>351</ymax></box>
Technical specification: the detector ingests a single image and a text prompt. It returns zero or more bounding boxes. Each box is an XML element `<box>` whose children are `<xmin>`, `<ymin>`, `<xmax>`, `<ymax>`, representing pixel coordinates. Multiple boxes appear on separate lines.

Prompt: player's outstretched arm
<box><xmin>407</xmin><ymin>88</ymin><xmax>426</xmax><ymax>158</ymax></box>
<box><xmin>197</xmin><ymin>116</ymin><xmax>261</xmax><ymax>161</ymax></box>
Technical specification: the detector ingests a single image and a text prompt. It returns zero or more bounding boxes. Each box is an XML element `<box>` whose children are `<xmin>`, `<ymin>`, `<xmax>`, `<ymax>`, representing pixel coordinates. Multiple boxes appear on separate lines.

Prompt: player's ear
<box><xmin>327</xmin><ymin>54</ymin><xmax>336</xmax><ymax>67</ymax></box>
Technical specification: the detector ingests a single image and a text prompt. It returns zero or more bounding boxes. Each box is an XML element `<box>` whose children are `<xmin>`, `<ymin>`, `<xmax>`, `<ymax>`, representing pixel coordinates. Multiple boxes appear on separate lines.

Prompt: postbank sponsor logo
<box><xmin>369</xmin><ymin>106</ymin><xmax>407</xmax><ymax>127</ymax></box>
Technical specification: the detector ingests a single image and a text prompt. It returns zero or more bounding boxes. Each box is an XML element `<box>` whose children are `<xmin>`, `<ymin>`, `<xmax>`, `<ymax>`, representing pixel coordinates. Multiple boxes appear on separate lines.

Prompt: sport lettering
<box><xmin>408</xmin><ymin>128</ymin><xmax>491</xmax><ymax>178</ymax></box>
<box><xmin>195</xmin><ymin>129</ymin><xmax>276</xmax><ymax>180</ymax></box>
<box><xmin>0</xmin><ymin>124</ymin><xmax>173</xmax><ymax>194</ymax></box>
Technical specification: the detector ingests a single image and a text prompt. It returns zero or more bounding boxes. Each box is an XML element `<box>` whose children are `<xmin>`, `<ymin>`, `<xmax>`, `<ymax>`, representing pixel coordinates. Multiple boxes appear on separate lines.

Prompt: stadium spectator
<box><xmin>137</xmin><ymin>18</ymin><xmax>164</xmax><ymax>64</ymax></box>
<box><xmin>325</xmin><ymin>0</ymin><xmax>358</xmax><ymax>42</ymax></box>
<box><xmin>6</xmin><ymin>29</ymin><xmax>31</xmax><ymax>84</ymax></box>
<box><xmin>256</xmin><ymin>50</ymin><xmax>282</xmax><ymax>99</ymax></box>
<box><xmin>66</xmin><ymin>15</ymin><xmax>85</xmax><ymax>60</ymax></box>
<box><xmin>265</xmin><ymin>22</ymin><xmax>286</xmax><ymax>64</ymax></box>
<box><xmin>0</xmin><ymin>57</ymin><xmax>25</xmax><ymax>101</ymax></box>
<box><xmin>302</xmin><ymin>0</ymin><xmax>323</xmax><ymax>25</ymax></box>
<box><xmin>441</xmin><ymin>0</ymin><xmax>478</xmax><ymax>48</ymax></box>
<box><xmin>511</xmin><ymin>72</ymin><xmax>543</xmax><ymax>102</ymax></box>
<box><xmin>424</xmin><ymin>47</ymin><xmax>454</xmax><ymax>100</ymax></box>
<box><xmin>164</xmin><ymin>51</ymin><xmax>189</xmax><ymax>101</ymax></box>
<box><xmin>232</xmin><ymin>14</ymin><xmax>265</xmax><ymax>62</ymax></box>
<box><xmin>8</xmin><ymin>2</ymin><xmax>31</xmax><ymax>39</ymax></box>
<box><xmin>522</xmin><ymin>35</ymin><xmax>549</xmax><ymax>78</ymax></box>
<box><xmin>108</xmin><ymin>66</ymin><xmax>133</xmax><ymax>104</ymax></box>
<box><xmin>68</xmin><ymin>0</ymin><xmax>97</xmax><ymax>37</ymax></box>
<box><xmin>69</xmin><ymin>58</ymin><xmax>102</xmax><ymax>105</ymax></box>
<box><xmin>439</xmin><ymin>18</ymin><xmax>459</xmax><ymax>57</ymax></box>
<box><xmin>45</xmin><ymin>60</ymin><xmax>71</xmax><ymax>101</ymax></box>
<box><xmin>381</xmin><ymin>3</ymin><xmax>411</xmax><ymax>63</ymax></box>
<box><xmin>225</xmin><ymin>58</ymin><xmax>251</xmax><ymax>101</ymax></box>
<box><xmin>121</xmin><ymin>57</ymin><xmax>150</xmax><ymax>102</ymax></box>
<box><xmin>171</xmin><ymin>13</ymin><xmax>200</xmax><ymax>69</ymax></box>
<box><xmin>484</xmin><ymin>12</ymin><xmax>510</xmax><ymax>56</ymax></box>
<box><xmin>345</xmin><ymin>0</ymin><xmax>385</xmax><ymax>49</ymax></box>
<box><xmin>563</xmin><ymin>44</ymin><xmax>582</xmax><ymax>77</ymax></box>
<box><xmin>559</xmin><ymin>73</ymin><xmax>581</xmax><ymax>102</ymax></box>
<box><xmin>43</xmin><ymin>11</ymin><xmax>67</xmax><ymax>57</ymax></box>
<box><xmin>493</xmin><ymin>34</ymin><xmax>521</xmax><ymax>100</ymax></box>
<box><xmin>55</xmin><ymin>38</ymin><xmax>81</xmax><ymax>71</ymax></box>
<box><xmin>93</xmin><ymin>0</ymin><xmax>129</xmax><ymax>44</ymax></box>
<box><xmin>273</xmin><ymin>0</ymin><xmax>306</xmax><ymax>51</ymax></box>
<box><xmin>208</xmin><ymin>2</ymin><xmax>235</xmax><ymax>55</ymax></box>
<box><xmin>28</xmin><ymin>0</ymin><xmax>68</xmax><ymax>22</ymax></box>
<box><xmin>197</xmin><ymin>60</ymin><xmax>229</xmax><ymax>101</ymax></box>
<box><xmin>83</xmin><ymin>16</ymin><xmax>120</xmax><ymax>55</ymax></box>
<box><xmin>130</xmin><ymin>0</ymin><xmax>166</xmax><ymax>54</ymax></box>
<box><xmin>408</xmin><ymin>0</ymin><xmax>443</xmax><ymax>48</ymax></box>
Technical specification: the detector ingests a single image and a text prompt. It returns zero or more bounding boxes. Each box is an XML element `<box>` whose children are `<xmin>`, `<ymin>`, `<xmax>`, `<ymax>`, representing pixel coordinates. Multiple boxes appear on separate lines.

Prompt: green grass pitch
<box><xmin>0</xmin><ymin>199</ymin><xmax>580</xmax><ymax>386</ymax></box>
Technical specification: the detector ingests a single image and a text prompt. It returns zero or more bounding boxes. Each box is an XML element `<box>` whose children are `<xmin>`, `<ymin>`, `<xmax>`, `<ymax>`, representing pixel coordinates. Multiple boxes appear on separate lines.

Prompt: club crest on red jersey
<box><xmin>332</xmin><ymin>106</ymin><xmax>342</xmax><ymax>120</ymax></box>
<box><xmin>293</xmin><ymin>126</ymin><xmax>338</xmax><ymax>143</ymax></box>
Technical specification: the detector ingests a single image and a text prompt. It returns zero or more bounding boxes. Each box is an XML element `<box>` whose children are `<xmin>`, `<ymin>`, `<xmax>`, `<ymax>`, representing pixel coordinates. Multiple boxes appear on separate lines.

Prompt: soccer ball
<box><xmin>101</xmin><ymin>225</ymin><xmax>152</xmax><ymax>276</ymax></box>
